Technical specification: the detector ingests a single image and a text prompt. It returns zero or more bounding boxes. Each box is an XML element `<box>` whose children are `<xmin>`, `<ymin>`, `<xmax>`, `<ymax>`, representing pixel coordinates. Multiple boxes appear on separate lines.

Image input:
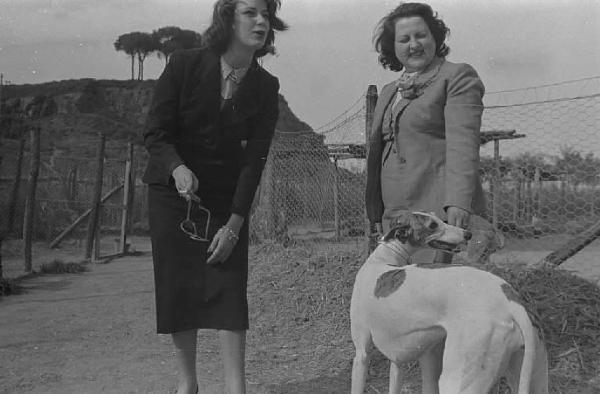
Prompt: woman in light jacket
<box><xmin>366</xmin><ymin>2</ymin><xmax>486</xmax><ymax>263</ymax></box>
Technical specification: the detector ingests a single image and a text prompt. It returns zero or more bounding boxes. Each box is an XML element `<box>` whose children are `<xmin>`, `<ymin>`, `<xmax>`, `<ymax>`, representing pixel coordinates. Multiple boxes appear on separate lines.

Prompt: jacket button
<box><xmin>399</xmin><ymin>157</ymin><xmax>406</xmax><ymax>163</ymax></box>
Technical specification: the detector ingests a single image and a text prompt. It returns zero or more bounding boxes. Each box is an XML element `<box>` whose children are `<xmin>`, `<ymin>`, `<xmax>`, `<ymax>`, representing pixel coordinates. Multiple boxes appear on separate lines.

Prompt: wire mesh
<box><xmin>250</xmin><ymin>79</ymin><xmax>600</xmax><ymax>255</ymax></box>
<box><xmin>0</xmin><ymin>139</ymin><xmax>147</xmax><ymax>244</ymax></box>
<box><xmin>1</xmin><ymin>78</ymin><xmax>598</xmax><ymax>259</ymax></box>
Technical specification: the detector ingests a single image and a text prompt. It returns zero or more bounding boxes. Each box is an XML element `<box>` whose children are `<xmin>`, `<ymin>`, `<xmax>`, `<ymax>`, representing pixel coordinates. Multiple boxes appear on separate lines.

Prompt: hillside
<box><xmin>0</xmin><ymin>78</ymin><xmax>314</xmax><ymax>157</ymax></box>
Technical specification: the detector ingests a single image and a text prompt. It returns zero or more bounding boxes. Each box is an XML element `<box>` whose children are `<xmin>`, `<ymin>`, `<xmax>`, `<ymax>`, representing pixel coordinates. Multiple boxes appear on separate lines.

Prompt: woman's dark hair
<box><xmin>373</xmin><ymin>2</ymin><xmax>450</xmax><ymax>71</ymax></box>
<box><xmin>202</xmin><ymin>0</ymin><xmax>288</xmax><ymax>58</ymax></box>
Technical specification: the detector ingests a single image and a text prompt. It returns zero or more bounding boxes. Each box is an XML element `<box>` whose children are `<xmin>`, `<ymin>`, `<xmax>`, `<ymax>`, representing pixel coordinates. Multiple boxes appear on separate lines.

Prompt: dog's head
<box><xmin>381</xmin><ymin>211</ymin><xmax>471</xmax><ymax>253</ymax></box>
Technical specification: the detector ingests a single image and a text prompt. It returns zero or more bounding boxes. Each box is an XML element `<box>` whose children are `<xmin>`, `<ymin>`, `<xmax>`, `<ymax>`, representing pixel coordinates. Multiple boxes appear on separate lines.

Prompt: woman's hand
<box><xmin>172</xmin><ymin>164</ymin><xmax>198</xmax><ymax>194</ymax></box>
<box><xmin>206</xmin><ymin>214</ymin><xmax>244</xmax><ymax>265</ymax></box>
<box><xmin>446</xmin><ymin>206</ymin><xmax>470</xmax><ymax>229</ymax></box>
<box><xmin>375</xmin><ymin>222</ymin><xmax>383</xmax><ymax>237</ymax></box>
<box><xmin>206</xmin><ymin>226</ymin><xmax>238</xmax><ymax>264</ymax></box>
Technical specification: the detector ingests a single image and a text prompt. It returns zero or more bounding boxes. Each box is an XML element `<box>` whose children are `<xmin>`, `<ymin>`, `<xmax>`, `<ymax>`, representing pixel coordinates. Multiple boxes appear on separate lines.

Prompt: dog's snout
<box><xmin>464</xmin><ymin>230</ymin><xmax>472</xmax><ymax>241</ymax></box>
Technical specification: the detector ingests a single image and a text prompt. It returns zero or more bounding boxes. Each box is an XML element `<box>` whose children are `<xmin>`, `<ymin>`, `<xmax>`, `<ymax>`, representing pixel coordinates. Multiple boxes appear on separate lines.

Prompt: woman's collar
<box><xmin>220</xmin><ymin>56</ymin><xmax>251</xmax><ymax>81</ymax></box>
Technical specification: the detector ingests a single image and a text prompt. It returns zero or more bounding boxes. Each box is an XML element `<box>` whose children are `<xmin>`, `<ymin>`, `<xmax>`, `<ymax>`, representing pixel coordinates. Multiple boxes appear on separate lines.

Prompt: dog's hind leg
<box><xmin>419</xmin><ymin>340</ymin><xmax>444</xmax><ymax>394</ymax></box>
<box><xmin>439</xmin><ymin>322</ymin><xmax>511</xmax><ymax>394</ymax></box>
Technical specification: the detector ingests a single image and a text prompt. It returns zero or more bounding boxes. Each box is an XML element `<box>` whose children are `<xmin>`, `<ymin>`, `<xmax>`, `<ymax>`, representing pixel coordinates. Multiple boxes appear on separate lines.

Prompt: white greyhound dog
<box><xmin>350</xmin><ymin>212</ymin><xmax>548</xmax><ymax>394</ymax></box>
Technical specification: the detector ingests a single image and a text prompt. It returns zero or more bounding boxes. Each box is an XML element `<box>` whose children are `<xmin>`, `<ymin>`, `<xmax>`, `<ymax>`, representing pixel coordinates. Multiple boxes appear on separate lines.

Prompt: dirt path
<box><xmin>0</xmin><ymin>246</ymin><xmax>270</xmax><ymax>394</ymax></box>
<box><xmin>2</xmin><ymin>235</ymin><xmax>599</xmax><ymax>393</ymax></box>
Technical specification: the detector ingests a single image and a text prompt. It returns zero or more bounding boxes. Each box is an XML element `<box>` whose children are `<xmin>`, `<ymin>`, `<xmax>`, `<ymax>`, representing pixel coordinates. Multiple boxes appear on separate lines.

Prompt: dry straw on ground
<box><xmin>248</xmin><ymin>241</ymin><xmax>600</xmax><ymax>393</ymax></box>
<box><xmin>480</xmin><ymin>261</ymin><xmax>600</xmax><ymax>387</ymax></box>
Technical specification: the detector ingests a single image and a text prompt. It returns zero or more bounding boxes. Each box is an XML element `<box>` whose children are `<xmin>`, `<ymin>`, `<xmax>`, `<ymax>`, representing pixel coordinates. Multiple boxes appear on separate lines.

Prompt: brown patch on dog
<box><xmin>415</xmin><ymin>263</ymin><xmax>464</xmax><ymax>269</ymax></box>
<box><xmin>374</xmin><ymin>269</ymin><xmax>406</xmax><ymax>298</ymax></box>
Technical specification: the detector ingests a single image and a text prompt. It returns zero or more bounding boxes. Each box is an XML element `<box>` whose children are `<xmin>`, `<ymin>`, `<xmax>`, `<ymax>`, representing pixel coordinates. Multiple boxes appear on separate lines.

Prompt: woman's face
<box><xmin>393</xmin><ymin>16</ymin><xmax>437</xmax><ymax>73</ymax></box>
<box><xmin>231</xmin><ymin>0</ymin><xmax>270</xmax><ymax>51</ymax></box>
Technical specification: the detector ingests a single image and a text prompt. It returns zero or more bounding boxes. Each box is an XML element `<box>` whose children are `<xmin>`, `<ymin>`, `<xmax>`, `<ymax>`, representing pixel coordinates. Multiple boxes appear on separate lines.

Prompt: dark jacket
<box><xmin>142</xmin><ymin>48</ymin><xmax>280</xmax><ymax>217</ymax></box>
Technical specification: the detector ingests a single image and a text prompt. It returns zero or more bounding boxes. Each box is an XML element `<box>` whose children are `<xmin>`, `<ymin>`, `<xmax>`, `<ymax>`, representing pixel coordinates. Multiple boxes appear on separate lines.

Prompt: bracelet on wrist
<box><xmin>219</xmin><ymin>225</ymin><xmax>239</xmax><ymax>243</ymax></box>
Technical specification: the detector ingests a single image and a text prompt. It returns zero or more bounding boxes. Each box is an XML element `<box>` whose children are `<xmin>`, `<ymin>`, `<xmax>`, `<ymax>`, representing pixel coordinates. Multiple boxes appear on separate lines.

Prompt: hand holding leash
<box><xmin>375</xmin><ymin>222</ymin><xmax>383</xmax><ymax>237</ymax></box>
<box><xmin>446</xmin><ymin>206</ymin><xmax>470</xmax><ymax>229</ymax></box>
<box><xmin>172</xmin><ymin>164</ymin><xmax>198</xmax><ymax>196</ymax></box>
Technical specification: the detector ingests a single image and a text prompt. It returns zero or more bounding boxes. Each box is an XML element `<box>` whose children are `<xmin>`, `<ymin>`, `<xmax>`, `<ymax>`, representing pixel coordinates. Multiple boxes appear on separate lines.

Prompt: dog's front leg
<box><xmin>389</xmin><ymin>360</ymin><xmax>403</xmax><ymax>394</ymax></box>
<box><xmin>351</xmin><ymin>348</ymin><xmax>370</xmax><ymax>394</ymax></box>
<box><xmin>420</xmin><ymin>341</ymin><xmax>444</xmax><ymax>394</ymax></box>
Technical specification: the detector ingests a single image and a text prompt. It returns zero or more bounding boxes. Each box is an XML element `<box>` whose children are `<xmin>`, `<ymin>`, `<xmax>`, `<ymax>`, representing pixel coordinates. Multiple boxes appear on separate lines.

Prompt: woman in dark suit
<box><xmin>142</xmin><ymin>0</ymin><xmax>286</xmax><ymax>392</ymax></box>
<box><xmin>366</xmin><ymin>2</ymin><xmax>486</xmax><ymax>264</ymax></box>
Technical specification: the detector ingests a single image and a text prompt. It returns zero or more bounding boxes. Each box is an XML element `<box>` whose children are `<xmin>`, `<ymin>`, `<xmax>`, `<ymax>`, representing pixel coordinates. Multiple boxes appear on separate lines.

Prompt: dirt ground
<box><xmin>1</xmin><ymin>235</ymin><xmax>599</xmax><ymax>393</ymax></box>
<box><xmin>1</xmin><ymin>237</ymin><xmax>360</xmax><ymax>394</ymax></box>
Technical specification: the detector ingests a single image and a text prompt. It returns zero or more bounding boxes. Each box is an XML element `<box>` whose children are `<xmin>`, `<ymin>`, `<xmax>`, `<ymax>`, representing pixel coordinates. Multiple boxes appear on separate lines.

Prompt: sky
<box><xmin>1</xmin><ymin>0</ymin><xmax>599</xmax><ymax>136</ymax></box>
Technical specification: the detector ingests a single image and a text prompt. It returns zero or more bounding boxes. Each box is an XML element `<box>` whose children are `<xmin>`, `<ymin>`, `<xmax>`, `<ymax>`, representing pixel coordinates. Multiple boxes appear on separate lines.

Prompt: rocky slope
<box><xmin>0</xmin><ymin>78</ymin><xmax>313</xmax><ymax>158</ymax></box>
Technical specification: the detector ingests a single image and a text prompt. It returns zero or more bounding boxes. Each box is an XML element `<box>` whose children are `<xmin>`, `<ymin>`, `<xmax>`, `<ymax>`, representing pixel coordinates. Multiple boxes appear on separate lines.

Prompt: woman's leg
<box><xmin>172</xmin><ymin>329</ymin><xmax>198</xmax><ymax>394</ymax></box>
<box><xmin>218</xmin><ymin>329</ymin><xmax>246</xmax><ymax>394</ymax></box>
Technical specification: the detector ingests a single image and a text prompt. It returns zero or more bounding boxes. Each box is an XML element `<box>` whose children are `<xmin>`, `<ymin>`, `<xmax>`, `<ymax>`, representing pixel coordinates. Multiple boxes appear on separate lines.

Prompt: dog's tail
<box><xmin>508</xmin><ymin>302</ymin><xmax>537</xmax><ymax>394</ymax></box>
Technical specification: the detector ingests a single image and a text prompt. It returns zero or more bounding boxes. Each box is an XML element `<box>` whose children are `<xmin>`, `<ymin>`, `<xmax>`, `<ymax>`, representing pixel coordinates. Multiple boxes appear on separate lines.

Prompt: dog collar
<box><xmin>381</xmin><ymin>240</ymin><xmax>411</xmax><ymax>265</ymax></box>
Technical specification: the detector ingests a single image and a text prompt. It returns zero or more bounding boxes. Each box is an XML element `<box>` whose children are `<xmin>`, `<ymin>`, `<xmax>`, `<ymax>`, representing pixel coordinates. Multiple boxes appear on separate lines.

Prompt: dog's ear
<box><xmin>382</xmin><ymin>212</ymin><xmax>412</xmax><ymax>242</ymax></box>
<box><xmin>424</xmin><ymin>216</ymin><xmax>439</xmax><ymax>230</ymax></box>
<box><xmin>405</xmin><ymin>212</ymin><xmax>440</xmax><ymax>245</ymax></box>
<box><xmin>382</xmin><ymin>224</ymin><xmax>411</xmax><ymax>242</ymax></box>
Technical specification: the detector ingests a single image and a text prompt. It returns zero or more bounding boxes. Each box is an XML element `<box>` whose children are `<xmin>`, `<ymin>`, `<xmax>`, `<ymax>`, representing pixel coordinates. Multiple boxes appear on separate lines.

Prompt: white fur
<box><xmin>350</xmin><ymin>214</ymin><xmax>548</xmax><ymax>394</ymax></box>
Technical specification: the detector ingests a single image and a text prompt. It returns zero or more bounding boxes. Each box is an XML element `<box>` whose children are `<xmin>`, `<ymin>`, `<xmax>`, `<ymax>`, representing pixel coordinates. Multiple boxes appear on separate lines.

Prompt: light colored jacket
<box><xmin>366</xmin><ymin>57</ymin><xmax>487</xmax><ymax>223</ymax></box>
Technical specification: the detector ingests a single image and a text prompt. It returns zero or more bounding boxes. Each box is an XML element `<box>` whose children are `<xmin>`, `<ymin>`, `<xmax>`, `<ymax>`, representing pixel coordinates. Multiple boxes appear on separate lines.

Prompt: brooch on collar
<box><xmin>396</xmin><ymin>61</ymin><xmax>442</xmax><ymax>100</ymax></box>
<box><xmin>396</xmin><ymin>72</ymin><xmax>419</xmax><ymax>100</ymax></box>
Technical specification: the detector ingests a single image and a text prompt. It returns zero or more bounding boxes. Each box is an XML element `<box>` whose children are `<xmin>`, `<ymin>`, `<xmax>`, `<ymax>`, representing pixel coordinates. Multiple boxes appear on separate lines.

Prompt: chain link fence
<box><xmin>480</xmin><ymin>94</ymin><xmax>600</xmax><ymax>246</ymax></box>
<box><xmin>0</xmin><ymin>138</ymin><xmax>148</xmax><ymax>243</ymax></box>
<box><xmin>250</xmin><ymin>78</ymin><xmax>600</xmax><ymax>260</ymax></box>
<box><xmin>250</xmin><ymin>101</ymin><xmax>368</xmax><ymax>242</ymax></box>
<box><xmin>1</xmin><ymin>78</ymin><xmax>599</xmax><ymax>265</ymax></box>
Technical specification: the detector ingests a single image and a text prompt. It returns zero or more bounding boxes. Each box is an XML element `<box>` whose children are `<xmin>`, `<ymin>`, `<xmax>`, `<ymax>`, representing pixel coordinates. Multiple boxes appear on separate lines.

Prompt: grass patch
<box><xmin>39</xmin><ymin>259</ymin><xmax>88</xmax><ymax>274</ymax></box>
<box><xmin>0</xmin><ymin>277</ymin><xmax>23</xmax><ymax>296</ymax></box>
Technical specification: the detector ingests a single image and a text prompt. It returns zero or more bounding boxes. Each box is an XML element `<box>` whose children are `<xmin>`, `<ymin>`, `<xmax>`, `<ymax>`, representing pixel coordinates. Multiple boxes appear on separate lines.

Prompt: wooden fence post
<box><xmin>69</xmin><ymin>165</ymin><xmax>78</xmax><ymax>201</ymax></box>
<box><xmin>23</xmin><ymin>127</ymin><xmax>41</xmax><ymax>273</ymax></box>
<box><xmin>0</xmin><ymin>236</ymin><xmax>4</xmax><ymax>280</ymax></box>
<box><xmin>333</xmin><ymin>158</ymin><xmax>340</xmax><ymax>238</ymax></box>
<box><xmin>126</xmin><ymin>145</ymin><xmax>136</xmax><ymax>233</ymax></box>
<box><xmin>85</xmin><ymin>133</ymin><xmax>106</xmax><ymax>260</ymax></box>
<box><xmin>365</xmin><ymin>85</ymin><xmax>378</xmax><ymax>252</ymax></box>
<box><xmin>119</xmin><ymin>142</ymin><xmax>134</xmax><ymax>254</ymax></box>
<box><xmin>93</xmin><ymin>219</ymin><xmax>101</xmax><ymax>262</ymax></box>
<box><xmin>7</xmin><ymin>138</ymin><xmax>25</xmax><ymax>235</ymax></box>
<box><xmin>0</xmin><ymin>155</ymin><xmax>3</xmax><ymax>279</ymax></box>
<box><xmin>513</xmin><ymin>178</ymin><xmax>521</xmax><ymax>223</ymax></box>
<box><xmin>491</xmin><ymin>139</ymin><xmax>500</xmax><ymax>230</ymax></box>
<box><xmin>534</xmin><ymin>167</ymin><xmax>541</xmax><ymax>220</ymax></box>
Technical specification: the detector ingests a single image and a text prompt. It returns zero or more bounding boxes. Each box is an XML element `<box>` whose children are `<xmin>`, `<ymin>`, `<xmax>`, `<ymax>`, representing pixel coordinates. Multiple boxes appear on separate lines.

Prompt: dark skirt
<box><xmin>148</xmin><ymin>184</ymin><xmax>249</xmax><ymax>334</ymax></box>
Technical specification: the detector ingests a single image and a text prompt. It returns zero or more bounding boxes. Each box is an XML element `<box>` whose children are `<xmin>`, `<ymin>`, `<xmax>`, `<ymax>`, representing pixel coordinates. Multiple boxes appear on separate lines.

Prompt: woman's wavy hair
<box><xmin>202</xmin><ymin>0</ymin><xmax>288</xmax><ymax>58</ymax></box>
<box><xmin>373</xmin><ymin>2</ymin><xmax>450</xmax><ymax>71</ymax></box>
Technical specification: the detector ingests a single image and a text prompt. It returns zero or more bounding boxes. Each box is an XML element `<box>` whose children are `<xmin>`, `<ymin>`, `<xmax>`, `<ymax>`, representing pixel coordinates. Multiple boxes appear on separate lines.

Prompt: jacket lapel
<box><xmin>391</xmin><ymin>56</ymin><xmax>445</xmax><ymax>125</ymax></box>
<box><xmin>231</xmin><ymin>62</ymin><xmax>261</xmax><ymax>120</ymax></box>
<box><xmin>190</xmin><ymin>49</ymin><xmax>221</xmax><ymax>117</ymax></box>
<box><xmin>371</xmin><ymin>83</ymin><xmax>397</xmax><ymax>141</ymax></box>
